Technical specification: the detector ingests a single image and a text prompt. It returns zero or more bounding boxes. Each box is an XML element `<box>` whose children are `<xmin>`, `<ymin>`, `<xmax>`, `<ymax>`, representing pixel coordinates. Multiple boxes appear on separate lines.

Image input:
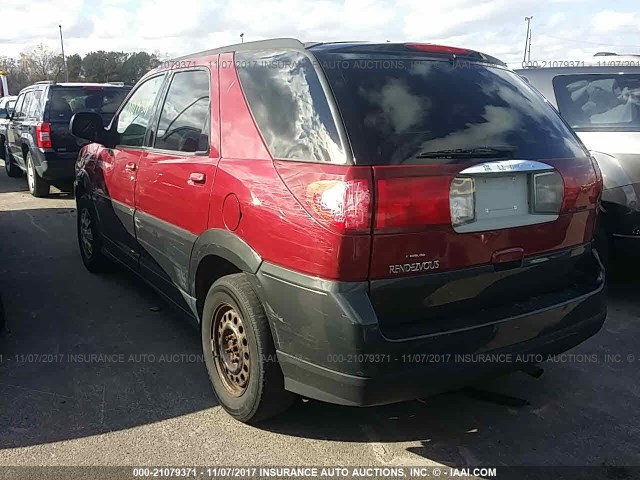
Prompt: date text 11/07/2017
<box><xmin>132</xmin><ymin>466</ymin><xmax>499</xmax><ymax>478</ymax></box>
<box><xmin>522</xmin><ymin>59</ymin><xmax>640</xmax><ymax>69</ymax></box>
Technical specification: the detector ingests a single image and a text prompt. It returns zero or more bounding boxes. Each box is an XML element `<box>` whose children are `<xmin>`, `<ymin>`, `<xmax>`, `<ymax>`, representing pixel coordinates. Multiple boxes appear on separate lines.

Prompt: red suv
<box><xmin>70</xmin><ymin>39</ymin><xmax>606</xmax><ymax>423</ymax></box>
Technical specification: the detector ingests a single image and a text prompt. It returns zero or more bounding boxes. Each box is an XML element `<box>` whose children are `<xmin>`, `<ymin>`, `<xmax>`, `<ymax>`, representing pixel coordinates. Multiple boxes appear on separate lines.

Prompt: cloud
<box><xmin>1</xmin><ymin>0</ymin><xmax>639</xmax><ymax>66</ymax></box>
<box><xmin>592</xmin><ymin>10</ymin><xmax>639</xmax><ymax>34</ymax></box>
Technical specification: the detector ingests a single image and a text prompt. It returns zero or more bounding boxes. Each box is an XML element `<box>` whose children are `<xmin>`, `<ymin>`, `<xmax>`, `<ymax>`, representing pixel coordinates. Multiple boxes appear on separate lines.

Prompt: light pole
<box><xmin>240</xmin><ymin>33</ymin><xmax>244</xmax><ymax>43</ymax></box>
<box><xmin>523</xmin><ymin>16</ymin><xmax>533</xmax><ymax>65</ymax></box>
<box><xmin>59</xmin><ymin>24</ymin><xmax>69</xmax><ymax>82</ymax></box>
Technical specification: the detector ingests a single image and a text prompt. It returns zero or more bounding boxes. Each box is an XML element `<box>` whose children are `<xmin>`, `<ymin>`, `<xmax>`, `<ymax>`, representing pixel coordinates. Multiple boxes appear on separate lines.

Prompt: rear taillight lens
<box><xmin>375</xmin><ymin>175</ymin><xmax>452</xmax><ymax>232</ymax></box>
<box><xmin>449</xmin><ymin>177</ymin><xmax>475</xmax><ymax>226</ymax></box>
<box><xmin>306</xmin><ymin>179</ymin><xmax>371</xmax><ymax>232</ymax></box>
<box><xmin>532</xmin><ymin>171</ymin><xmax>563</xmax><ymax>214</ymax></box>
<box><xmin>275</xmin><ymin>161</ymin><xmax>372</xmax><ymax>234</ymax></box>
<box><xmin>558</xmin><ymin>157</ymin><xmax>601</xmax><ymax>213</ymax></box>
<box><xmin>36</xmin><ymin>122</ymin><xmax>52</xmax><ymax>148</ymax></box>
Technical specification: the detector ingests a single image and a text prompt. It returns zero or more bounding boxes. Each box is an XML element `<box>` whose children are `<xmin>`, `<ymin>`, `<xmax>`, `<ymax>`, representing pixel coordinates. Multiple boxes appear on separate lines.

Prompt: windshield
<box><xmin>315</xmin><ymin>53</ymin><xmax>586</xmax><ymax>165</ymax></box>
<box><xmin>48</xmin><ymin>86</ymin><xmax>130</xmax><ymax>123</ymax></box>
<box><xmin>553</xmin><ymin>73</ymin><xmax>640</xmax><ymax>131</ymax></box>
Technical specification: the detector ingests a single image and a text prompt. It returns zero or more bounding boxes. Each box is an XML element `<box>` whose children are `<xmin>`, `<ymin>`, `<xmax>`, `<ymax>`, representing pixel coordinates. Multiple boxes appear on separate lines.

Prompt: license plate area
<box><xmin>452</xmin><ymin>160</ymin><xmax>559</xmax><ymax>233</ymax></box>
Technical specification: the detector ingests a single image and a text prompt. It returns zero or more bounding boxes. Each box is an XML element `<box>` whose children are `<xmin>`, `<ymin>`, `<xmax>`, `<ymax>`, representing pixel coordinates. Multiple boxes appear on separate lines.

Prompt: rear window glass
<box><xmin>315</xmin><ymin>53</ymin><xmax>586</xmax><ymax>165</ymax></box>
<box><xmin>553</xmin><ymin>73</ymin><xmax>640</xmax><ymax>131</ymax></box>
<box><xmin>49</xmin><ymin>87</ymin><xmax>130</xmax><ymax>123</ymax></box>
<box><xmin>236</xmin><ymin>50</ymin><xmax>346</xmax><ymax>164</ymax></box>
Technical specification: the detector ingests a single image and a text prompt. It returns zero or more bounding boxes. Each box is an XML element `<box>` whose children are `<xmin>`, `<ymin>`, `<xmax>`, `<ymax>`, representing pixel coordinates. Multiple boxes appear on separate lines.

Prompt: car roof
<box><xmin>18</xmin><ymin>82</ymin><xmax>131</xmax><ymax>95</ymax></box>
<box><xmin>169</xmin><ymin>37</ymin><xmax>506</xmax><ymax>66</ymax></box>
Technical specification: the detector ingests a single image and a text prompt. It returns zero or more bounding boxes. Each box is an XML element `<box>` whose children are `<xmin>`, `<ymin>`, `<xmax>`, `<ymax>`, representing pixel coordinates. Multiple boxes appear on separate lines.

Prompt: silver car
<box><xmin>516</xmin><ymin>54</ymin><xmax>640</xmax><ymax>266</ymax></box>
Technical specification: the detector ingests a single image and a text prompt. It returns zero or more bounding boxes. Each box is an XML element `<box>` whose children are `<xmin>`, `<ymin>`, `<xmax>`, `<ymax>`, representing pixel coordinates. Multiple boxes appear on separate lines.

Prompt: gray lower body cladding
<box><xmin>253</xmin><ymin>246</ymin><xmax>606</xmax><ymax>406</ymax></box>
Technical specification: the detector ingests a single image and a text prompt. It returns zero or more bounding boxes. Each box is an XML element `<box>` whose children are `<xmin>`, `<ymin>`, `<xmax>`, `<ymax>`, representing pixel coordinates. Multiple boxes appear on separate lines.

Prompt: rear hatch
<box><xmin>315</xmin><ymin>45</ymin><xmax>603</xmax><ymax>339</ymax></box>
<box><xmin>45</xmin><ymin>85</ymin><xmax>130</xmax><ymax>153</ymax></box>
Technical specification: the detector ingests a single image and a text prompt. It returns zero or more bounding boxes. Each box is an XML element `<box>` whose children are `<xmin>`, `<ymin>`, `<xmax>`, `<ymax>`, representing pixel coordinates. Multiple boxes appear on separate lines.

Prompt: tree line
<box><xmin>0</xmin><ymin>44</ymin><xmax>164</xmax><ymax>94</ymax></box>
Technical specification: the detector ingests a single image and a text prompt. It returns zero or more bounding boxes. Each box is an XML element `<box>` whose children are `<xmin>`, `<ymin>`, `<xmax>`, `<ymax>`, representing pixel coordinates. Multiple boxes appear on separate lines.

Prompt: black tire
<box><xmin>0</xmin><ymin>138</ymin><xmax>5</xmax><ymax>160</ymax></box>
<box><xmin>4</xmin><ymin>144</ymin><xmax>22</xmax><ymax>178</ymax></box>
<box><xmin>202</xmin><ymin>273</ymin><xmax>294</xmax><ymax>423</ymax></box>
<box><xmin>77</xmin><ymin>195</ymin><xmax>111</xmax><ymax>273</ymax></box>
<box><xmin>26</xmin><ymin>152</ymin><xmax>50</xmax><ymax>197</ymax></box>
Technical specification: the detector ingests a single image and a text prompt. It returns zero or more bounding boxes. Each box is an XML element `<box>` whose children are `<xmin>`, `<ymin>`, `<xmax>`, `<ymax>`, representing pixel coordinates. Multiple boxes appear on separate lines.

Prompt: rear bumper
<box><xmin>255</xmin><ymin>246</ymin><xmax>606</xmax><ymax>407</ymax></box>
<box><xmin>32</xmin><ymin>150</ymin><xmax>77</xmax><ymax>181</ymax></box>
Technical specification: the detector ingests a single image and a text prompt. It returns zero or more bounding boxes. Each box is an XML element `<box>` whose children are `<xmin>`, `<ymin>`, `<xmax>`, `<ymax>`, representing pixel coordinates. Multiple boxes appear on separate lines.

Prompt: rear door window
<box><xmin>236</xmin><ymin>50</ymin><xmax>346</xmax><ymax>164</ymax></box>
<box><xmin>315</xmin><ymin>53</ymin><xmax>587</xmax><ymax>165</ymax></box>
<box><xmin>153</xmin><ymin>70</ymin><xmax>210</xmax><ymax>153</ymax></box>
<box><xmin>15</xmin><ymin>92</ymin><xmax>33</xmax><ymax>121</ymax></box>
<box><xmin>49</xmin><ymin>86</ymin><xmax>131</xmax><ymax>124</ymax></box>
<box><xmin>11</xmin><ymin>94</ymin><xmax>25</xmax><ymax>120</ymax></box>
<box><xmin>116</xmin><ymin>75</ymin><xmax>165</xmax><ymax>148</ymax></box>
<box><xmin>553</xmin><ymin>73</ymin><xmax>640</xmax><ymax>131</ymax></box>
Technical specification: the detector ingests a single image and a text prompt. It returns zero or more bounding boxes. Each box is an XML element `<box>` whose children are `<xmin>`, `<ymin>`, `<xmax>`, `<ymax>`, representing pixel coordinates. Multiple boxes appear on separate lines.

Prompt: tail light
<box><xmin>375</xmin><ymin>175</ymin><xmax>452</xmax><ymax>232</ymax></box>
<box><xmin>450</xmin><ymin>177</ymin><xmax>475</xmax><ymax>226</ymax></box>
<box><xmin>36</xmin><ymin>122</ymin><xmax>52</xmax><ymax>148</ymax></box>
<box><xmin>405</xmin><ymin>44</ymin><xmax>474</xmax><ymax>55</ymax></box>
<box><xmin>274</xmin><ymin>161</ymin><xmax>372</xmax><ymax>235</ymax></box>
<box><xmin>531</xmin><ymin>171</ymin><xmax>563</xmax><ymax>214</ymax></box>
<box><xmin>558</xmin><ymin>158</ymin><xmax>601</xmax><ymax>214</ymax></box>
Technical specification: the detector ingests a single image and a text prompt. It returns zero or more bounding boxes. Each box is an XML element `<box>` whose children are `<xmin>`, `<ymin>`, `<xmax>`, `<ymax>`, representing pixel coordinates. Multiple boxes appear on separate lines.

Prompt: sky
<box><xmin>1</xmin><ymin>0</ymin><xmax>639</xmax><ymax>67</ymax></box>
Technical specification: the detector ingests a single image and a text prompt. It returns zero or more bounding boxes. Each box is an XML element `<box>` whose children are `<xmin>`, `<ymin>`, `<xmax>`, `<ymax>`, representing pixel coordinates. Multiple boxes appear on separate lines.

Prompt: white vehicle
<box><xmin>0</xmin><ymin>71</ymin><xmax>8</xmax><ymax>98</ymax></box>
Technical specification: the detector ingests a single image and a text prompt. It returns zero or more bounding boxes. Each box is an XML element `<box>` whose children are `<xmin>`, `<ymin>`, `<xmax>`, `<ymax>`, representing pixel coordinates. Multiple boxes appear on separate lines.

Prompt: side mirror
<box><xmin>70</xmin><ymin>112</ymin><xmax>105</xmax><ymax>143</ymax></box>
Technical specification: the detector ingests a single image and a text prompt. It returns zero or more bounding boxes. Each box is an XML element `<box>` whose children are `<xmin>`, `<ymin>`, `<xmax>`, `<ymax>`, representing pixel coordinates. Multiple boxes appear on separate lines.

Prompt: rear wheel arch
<box><xmin>74</xmin><ymin>169</ymin><xmax>92</xmax><ymax>200</ymax></box>
<box><xmin>21</xmin><ymin>143</ymin><xmax>30</xmax><ymax>161</ymax></box>
<box><xmin>190</xmin><ymin>229</ymin><xmax>263</xmax><ymax>320</ymax></box>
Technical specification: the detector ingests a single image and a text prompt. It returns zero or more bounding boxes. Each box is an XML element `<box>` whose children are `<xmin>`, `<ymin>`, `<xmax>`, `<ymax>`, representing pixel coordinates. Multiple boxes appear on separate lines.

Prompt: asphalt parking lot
<box><xmin>0</xmin><ymin>159</ymin><xmax>639</xmax><ymax>470</ymax></box>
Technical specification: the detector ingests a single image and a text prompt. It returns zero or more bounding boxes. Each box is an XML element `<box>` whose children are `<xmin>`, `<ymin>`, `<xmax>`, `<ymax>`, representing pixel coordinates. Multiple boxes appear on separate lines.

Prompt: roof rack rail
<box><xmin>594</xmin><ymin>52</ymin><xmax>617</xmax><ymax>57</ymax></box>
<box><xmin>34</xmin><ymin>80</ymin><xmax>54</xmax><ymax>84</ymax></box>
<box><xmin>107</xmin><ymin>81</ymin><xmax>125</xmax><ymax>86</ymax></box>
<box><xmin>171</xmin><ymin>37</ymin><xmax>306</xmax><ymax>62</ymax></box>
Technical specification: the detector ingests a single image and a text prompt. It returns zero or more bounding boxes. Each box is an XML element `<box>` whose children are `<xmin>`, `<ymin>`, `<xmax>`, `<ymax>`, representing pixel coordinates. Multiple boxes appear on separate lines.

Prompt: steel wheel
<box><xmin>79</xmin><ymin>207</ymin><xmax>94</xmax><ymax>257</ymax></box>
<box><xmin>211</xmin><ymin>303</ymin><xmax>250</xmax><ymax>397</ymax></box>
<box><xmin>27</xmin><ymin>156</ymin><xmax>35</xmax><ymax>192</ymax></box>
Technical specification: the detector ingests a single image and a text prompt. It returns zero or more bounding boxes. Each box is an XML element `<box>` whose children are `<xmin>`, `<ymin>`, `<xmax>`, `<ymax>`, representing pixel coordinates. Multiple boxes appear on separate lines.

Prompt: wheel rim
<box><xmin>27</xmin><ymin>156</ymin><xmax>34</xmax><ymax>192</ymax></box>
<box><xmin>211</xmin><ymin>303</ymin><xmax>250</xmax><ymax>397</ymax></box>
<box><xmin>79</xmin><ymin>208</ymin><xmax>94</xmax><ymax>257</ymax></box>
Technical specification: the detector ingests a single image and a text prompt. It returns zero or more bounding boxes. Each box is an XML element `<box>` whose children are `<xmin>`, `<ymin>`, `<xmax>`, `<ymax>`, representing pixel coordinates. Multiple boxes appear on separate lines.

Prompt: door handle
<box><xmin>188</xmin><ymin>172</ymin><xmax>206</xmax><ymax>184</ymax></box>
<box><xmin>125</xmin><ymin>162</ymin><xmax>137</xmax><ymax>172</ymax></box>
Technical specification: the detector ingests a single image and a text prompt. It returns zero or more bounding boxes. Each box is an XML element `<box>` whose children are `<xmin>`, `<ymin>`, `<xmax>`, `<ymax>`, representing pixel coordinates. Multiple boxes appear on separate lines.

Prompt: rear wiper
<box><xmin>415</xmin><ymin>146</ymin><xmax>516</xmax><ymax>159</ymax></box>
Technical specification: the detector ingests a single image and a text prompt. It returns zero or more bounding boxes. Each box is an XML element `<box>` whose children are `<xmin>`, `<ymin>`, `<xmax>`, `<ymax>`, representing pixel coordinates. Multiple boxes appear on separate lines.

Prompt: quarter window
<box><xmin>236</xmin><ymin>50</ymin><xmax>346</xmax><ymax>164</ymax></box>
<box><xmin>25</xmin><ymin>89</ymin><xmax>43</xmax><ymax>119</ymax></box>
<box><xmin>153</xmin><ymin>70</ymin><xmax>210</xmax><ymax>153</ymax></box>
<box><xmin>117</xmin><ymin>75</ymin><xmax>165</xmax><ymax>147</ymax></box>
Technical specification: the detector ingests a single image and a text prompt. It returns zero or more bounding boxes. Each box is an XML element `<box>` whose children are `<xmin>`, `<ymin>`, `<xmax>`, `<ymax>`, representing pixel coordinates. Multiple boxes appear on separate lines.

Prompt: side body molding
<box><xmin>189</xmin><ymin>228</ymin><xmax>263</xmax><ymax>296</ymax></box>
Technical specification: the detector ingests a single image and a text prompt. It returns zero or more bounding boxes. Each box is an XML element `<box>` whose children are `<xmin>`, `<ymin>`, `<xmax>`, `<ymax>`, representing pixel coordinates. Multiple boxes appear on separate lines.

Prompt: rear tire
<box><xmin>77</xmin><ymin>195</ymin><xmax>111</xmax><ymax>273</ymax></box>
<box><xmin>201</xmin><ymin>273</ymin><xmax>294</xmax><ymax>423</ymax></box>
<box><xmin>26</xmin><ymin>152</ymin><xmax>49</xmax><ymax>197</ymax></box>
<box><xmin>4</xmin><ymin>145</ymin><xmax>22</xmax><ymax>178</ymax></box>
